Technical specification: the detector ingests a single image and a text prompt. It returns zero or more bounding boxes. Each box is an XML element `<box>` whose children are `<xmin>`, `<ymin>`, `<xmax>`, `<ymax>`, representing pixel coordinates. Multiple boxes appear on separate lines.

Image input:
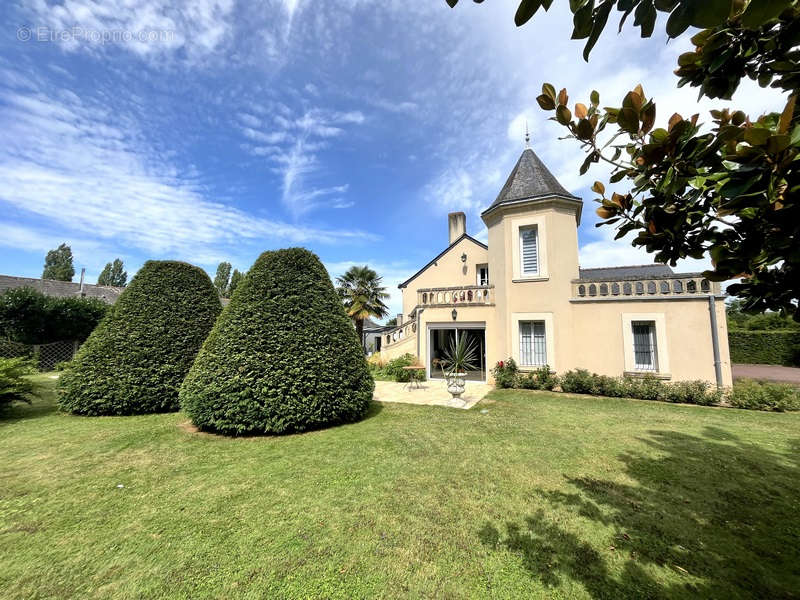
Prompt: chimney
<box><xmin>396</xmin><ymin>313</ymin><xmax>403</xmax><ymax>326</ymax></box>
<box><xmin>79</xmin><ymin>268</ymin><xmax>86</xmax><ymax>296</ymax></box>
<box><xmin>448</xmin><ymin>212</ymin><xmax>466</xmax><ymax>244</ymax></box>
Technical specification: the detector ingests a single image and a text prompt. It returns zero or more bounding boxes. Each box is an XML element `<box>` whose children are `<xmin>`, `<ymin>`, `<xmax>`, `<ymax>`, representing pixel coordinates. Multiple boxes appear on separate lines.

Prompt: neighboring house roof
<box><xmin>577</xmin><ymin>264</ymin><xmax>677</xmax><ymax>281</ymax></box>
<box><xmin>0</xmin><ymin>274</ymin><xmax>124</xmax><ymax>304</ymax></box>
<box><xmin>398</xmin><ymin>233</ymin><xmax>488</xmax><ymax>289</ymax></box>
<box><xmin>482</xmin><ymin>147</ymin><xmax>580</xmax><ymax>216</ymax></box>
<box><xmin>362</xmin><ymin>318</ymin><xmax>392</xmax><ymax>333</ymax></box>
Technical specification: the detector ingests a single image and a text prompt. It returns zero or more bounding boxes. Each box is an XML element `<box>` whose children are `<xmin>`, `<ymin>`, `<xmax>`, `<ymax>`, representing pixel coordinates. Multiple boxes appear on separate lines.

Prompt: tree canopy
<box><xmin>97</xmin><ymin>258</ymin><xmax>127</xmax><ymax>287</ymax></box>
<box><xmin>336</xmin><ymin>265</ymin><xmax>390</xmax><ymax>348</ymax></box>
<box><xmin>213</xmin><ymin>261</ymin><xmax>232</xmax><ymax>297</ymax></box>
<box><xmin>447</xmin><ymin>0</ymin><xmax>800</xmax><ymax>319</ymax></box>
<box><xmin>42</xmin><ymin>243</ymin><xmax>74</xmax><ymax>282</ymax></box>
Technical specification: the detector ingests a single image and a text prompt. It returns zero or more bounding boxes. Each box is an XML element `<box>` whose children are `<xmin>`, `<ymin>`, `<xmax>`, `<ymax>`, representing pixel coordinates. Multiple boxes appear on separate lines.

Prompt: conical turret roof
<box><xmin>482</xmin><ymin>147</ymin><xmax>579</xmax><ymax>216</ymax></box>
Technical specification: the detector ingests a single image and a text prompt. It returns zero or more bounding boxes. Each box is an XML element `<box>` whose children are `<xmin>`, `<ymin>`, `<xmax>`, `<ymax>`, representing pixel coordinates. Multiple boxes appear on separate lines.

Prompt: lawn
<box><xmin>2</xmin><ymin>375</ymin><xmax>799</xmax><ymax>599</ymax></box>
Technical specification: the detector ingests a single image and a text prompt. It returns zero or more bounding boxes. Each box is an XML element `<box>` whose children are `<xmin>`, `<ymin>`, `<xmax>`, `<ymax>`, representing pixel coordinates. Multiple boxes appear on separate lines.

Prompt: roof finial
<box><xmin>524</xmin><ymin>120</ymin><xmax>530</xmax><ymax>148</ymax></box>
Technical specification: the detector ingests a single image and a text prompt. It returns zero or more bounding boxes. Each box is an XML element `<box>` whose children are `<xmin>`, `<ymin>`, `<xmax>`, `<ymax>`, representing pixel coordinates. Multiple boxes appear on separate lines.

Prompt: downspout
<box><xmin>708</xmin><ymin>294</ymin><xmax>723</xmax><ymax>388</ymax></box>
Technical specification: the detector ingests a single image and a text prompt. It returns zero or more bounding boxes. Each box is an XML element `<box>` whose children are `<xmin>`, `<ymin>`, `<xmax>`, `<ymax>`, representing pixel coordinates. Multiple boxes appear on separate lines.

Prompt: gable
<box><xmin>398</xmin><ymin>234</ymin><xmax>488</xmax><ymax>289</ymax></box>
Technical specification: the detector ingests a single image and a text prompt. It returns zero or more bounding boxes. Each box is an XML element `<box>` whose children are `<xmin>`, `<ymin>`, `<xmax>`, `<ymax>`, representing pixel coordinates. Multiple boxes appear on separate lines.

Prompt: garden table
<box><xmin>401</xmin><ymin>365</ymin><xmax>426</xmax><ymax>390</ymax></box>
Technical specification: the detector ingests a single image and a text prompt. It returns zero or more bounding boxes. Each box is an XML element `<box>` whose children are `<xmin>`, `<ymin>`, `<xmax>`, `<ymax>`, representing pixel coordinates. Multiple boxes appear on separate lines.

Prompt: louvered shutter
<box><xmin>520</xmin><ymin>227</ymin><xmax>539</xmax><ymax>275</ymax></box>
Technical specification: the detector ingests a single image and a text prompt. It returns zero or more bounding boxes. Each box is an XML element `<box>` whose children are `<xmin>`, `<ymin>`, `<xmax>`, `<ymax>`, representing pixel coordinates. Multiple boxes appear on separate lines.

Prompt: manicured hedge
<box><xmin>180</xmin><ymin>248</ymin><xmax>373</xmax><ymax>435</ymax></box>
<box><xmin>0</xmin><ymin>287</ymin><xmax>108</xmax><ymax>344</ymax></box>
<box><xmin>58</xmin><ymin>261</ymin><xmax>221</xmax><ymax>415</ymax></box>
<box><xmin>728</xmin><ymin>330</ymin><xmax>800</xmax><ymax>366</ymax></box>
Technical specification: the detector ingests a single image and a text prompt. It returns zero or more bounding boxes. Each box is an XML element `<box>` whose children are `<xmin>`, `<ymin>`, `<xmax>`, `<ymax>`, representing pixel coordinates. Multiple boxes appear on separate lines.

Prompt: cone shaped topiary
<box><xmin>58</xmin><ymin>261</ymin><xmax>221</xmax><ymax>415</ymax></box>
<box><xmin>180</xmin><ymin>248</ymin><xmax>374</xmax><ymax>435</ymax></box>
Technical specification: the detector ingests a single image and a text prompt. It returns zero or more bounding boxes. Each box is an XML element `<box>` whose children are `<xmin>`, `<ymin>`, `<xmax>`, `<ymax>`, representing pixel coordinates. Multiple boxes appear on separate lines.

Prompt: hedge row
<box><xmin>0</xmin><ymin>287</ymin><xmax>108</xmax><ymax>344</ymax></box>
<box><xmin>728</xmin><ymin>330</ymin><xmax>800</xmax><ymax>366</ymax></box>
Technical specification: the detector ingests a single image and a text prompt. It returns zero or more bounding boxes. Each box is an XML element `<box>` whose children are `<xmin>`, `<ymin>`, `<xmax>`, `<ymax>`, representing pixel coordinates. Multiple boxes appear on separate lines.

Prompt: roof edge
<box><xmin>398</xmin><ymin>233</ymin><xmax>488</xmax><ymax>289</ymax></box>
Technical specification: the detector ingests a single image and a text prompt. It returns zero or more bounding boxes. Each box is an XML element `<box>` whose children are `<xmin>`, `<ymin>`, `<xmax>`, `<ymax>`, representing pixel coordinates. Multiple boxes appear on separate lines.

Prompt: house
<box><xmin>379</xmin><ymin>145</ymin><xmax>732</xmax><ymax>387</ymax></box>
<box><xmin>362</xmin><ymin>317</ymin><xmax>393</xmax><ymax>355</ymax></box>
<box><xmin>0</xmin><ymin>274</ymin><xmax>124</xmax><ymax>304</ymax></box>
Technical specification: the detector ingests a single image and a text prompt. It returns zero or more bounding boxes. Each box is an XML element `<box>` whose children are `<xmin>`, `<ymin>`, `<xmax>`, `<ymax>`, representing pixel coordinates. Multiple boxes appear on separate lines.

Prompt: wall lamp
<box><xmin>451</xmin><ymin>308</ymin><xmax>457</xmax><ymax>321</ymax></box>
<box><xmin>460</xmin><ymin>252</ymin><xmax>467</xmax><ymax>263</ymax></box>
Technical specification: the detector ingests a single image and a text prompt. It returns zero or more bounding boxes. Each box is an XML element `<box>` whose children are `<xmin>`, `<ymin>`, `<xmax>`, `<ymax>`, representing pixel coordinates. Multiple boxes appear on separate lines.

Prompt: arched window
<box><xmin>647</xmin><ymin>281</ymin><xmax>657</xmax><ymax>294</ymax></box>
<box><xmin>599</xmin><ymin>283</ymin><xmax>609</xmax><ymax>296</ymax></box>
<box><xmin>623</xmin><ymin>282</ymin><xmax>632</xmax><ymax>295</ymax></box>
<box><xmin>578</xmin><ymin>284</ymin><xmax>586</xmax><ymax>297</ymax></box>
<box><xmin>701</xmin><ymin>279</ymin><xmax>710</xmax><ymax>293</ymax></box>
<box><xmin>611</xmin><ymin>283</ymin><xmax>620</xmax><ymax>295</ymax></box>
<box><xmin>673</xmin><ymin>280</ymin><xmax>683</xmax><ymax>293</ymax></box>
<box><xmin>589</xmin><ymin>284</ymin><xmax>597</xmax><ymax>296</ymax></box>
<box><xmin>635</xmin><ymin>282</ymin><xmax>644</xmax><ymax>295</ymax></box>
<box><xmin>660</xmin><ymin>281</ymin><xmax>670</xmax><ymax>294</ymax></box>
<box><xmin>687</xmin><ymin>280</ymin><xmax>697</xmax><ymax>293</ymax></box>
<box><xmin>422</xmin><ymin>292</ymin><xmax>427</xmax><ymax>304</ymax></box>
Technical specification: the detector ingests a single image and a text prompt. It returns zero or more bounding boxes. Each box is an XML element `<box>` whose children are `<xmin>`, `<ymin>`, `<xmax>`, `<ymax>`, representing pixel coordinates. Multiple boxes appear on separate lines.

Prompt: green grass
<box><xmin>2</xmin><ymin>375</ymin><xmax>799</xmax><ymax>599</ymax></box>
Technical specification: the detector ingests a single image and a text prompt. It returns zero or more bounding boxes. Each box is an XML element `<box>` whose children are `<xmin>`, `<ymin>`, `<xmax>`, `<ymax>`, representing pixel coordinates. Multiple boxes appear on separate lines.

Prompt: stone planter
<box><xmin>446</xmin><ymin>372</ymin><xmax>467</xmax><ymax>399</ymax></box>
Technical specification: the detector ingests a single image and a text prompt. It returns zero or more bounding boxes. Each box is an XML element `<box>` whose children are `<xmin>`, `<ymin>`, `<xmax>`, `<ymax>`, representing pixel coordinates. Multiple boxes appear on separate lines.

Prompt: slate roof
<box><xmin>0</xmin><ymin>274</ymin><xmax>124</xmax><ymax>304</ymax></box>
<box><xmin>363</xmin><ymin>317</ymin><xmax>390</xmax><ymax>331</ymax></box>
<box><xmin>577</xmin><ymin>264</ymin><xmax>676</xmax><ymax>281</ymax></box>
<box><xmin>482</xmin><ymin>147</ymin><xmax>580</xmax><ymax>216</ymax></box>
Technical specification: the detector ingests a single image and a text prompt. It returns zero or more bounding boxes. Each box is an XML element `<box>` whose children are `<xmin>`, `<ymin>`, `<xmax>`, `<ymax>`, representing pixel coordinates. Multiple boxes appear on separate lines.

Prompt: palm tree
<box><xmin>336</xmin><ymin>266</ymin><xmax>390</xmax><ymax>350</ymax></box>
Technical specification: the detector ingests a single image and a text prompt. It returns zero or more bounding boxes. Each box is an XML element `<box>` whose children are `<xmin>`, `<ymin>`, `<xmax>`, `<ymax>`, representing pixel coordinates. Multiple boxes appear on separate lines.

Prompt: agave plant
<box><xmin>439</xmin><ymin>334</ymin><xmax>479</xmax><ymax>376</ymax></box>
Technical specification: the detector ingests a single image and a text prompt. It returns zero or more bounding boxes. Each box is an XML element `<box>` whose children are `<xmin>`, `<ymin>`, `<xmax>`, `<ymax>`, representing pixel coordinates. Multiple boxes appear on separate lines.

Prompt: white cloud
<box><xmin>0</xmin><ymin>81</ymin><xmax>377</xmax><ymax>267</ymax></box>
<box><xmin>23</xmin><ymin>0</ymin><xmax>236</xmax><ymax>65</ymax></box>
<box><xmin>235</xmin><ymin>104</ymin><xmax>366</xmax><ymax>217</ymax></box>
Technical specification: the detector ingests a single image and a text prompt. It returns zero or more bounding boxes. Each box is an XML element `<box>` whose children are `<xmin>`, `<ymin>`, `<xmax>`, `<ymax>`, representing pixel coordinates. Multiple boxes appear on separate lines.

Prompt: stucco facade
<box><xmin>380</xmin><ymin>147</ymin><xmax>732</xmax><ymax>387</ymax></box>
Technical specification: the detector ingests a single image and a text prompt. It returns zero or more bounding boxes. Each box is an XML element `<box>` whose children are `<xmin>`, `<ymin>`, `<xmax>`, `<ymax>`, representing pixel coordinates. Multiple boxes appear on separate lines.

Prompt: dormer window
<box><xmin>520</xmin><ymin>226</ymin><xmax>539</xmax><ymax>276</ymax></box>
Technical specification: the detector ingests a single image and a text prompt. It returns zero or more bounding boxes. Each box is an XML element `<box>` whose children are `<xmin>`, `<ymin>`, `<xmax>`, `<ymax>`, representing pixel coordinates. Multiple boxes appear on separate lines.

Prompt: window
<box><xmin>476</xmin><ymin>264</ymin><xmax>489</xmax><ymax>286</ymax></box>
<box><xmin>632</xmin><ymin>321</ymin><xmax>657</xmax><ymax>371</ymax></box>
<box><xmin>519</xmin><ymin>320</ymin><xmax>547</xmax><ymax>366</ymax></box>
<box><xmin>519</xmin><ymin>226</ymin><xmax>539</xmax><ymax>276</ymax></box>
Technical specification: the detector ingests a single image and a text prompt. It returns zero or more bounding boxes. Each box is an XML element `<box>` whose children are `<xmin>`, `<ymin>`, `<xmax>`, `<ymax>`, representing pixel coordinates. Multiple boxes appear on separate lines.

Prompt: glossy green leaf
<box><xmin>583</xmin><ymin>0</ymin><xmax>613</xmax><ymax>60</ymax></box>
<box><xmin>741</xmin><ymin>0</ymin><xmax>791</xmax><ymax>29</ymax></box>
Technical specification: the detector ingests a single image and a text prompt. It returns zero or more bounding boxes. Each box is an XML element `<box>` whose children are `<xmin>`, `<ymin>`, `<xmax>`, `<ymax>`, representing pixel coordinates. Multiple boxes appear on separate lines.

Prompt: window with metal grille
<box><xmin>519</xmin><ymin>320</ymin><xmax>546</xmax><ymax>366</ymax></box>
<box><xmin>632</xmin><ymin>321</ymin><xmax>657</xmax><ymax>371</ymax></box>
<box><xmin>519</xmin><ymin>226</ymin><xmax>539</xmax><ymax>276</ymax></box>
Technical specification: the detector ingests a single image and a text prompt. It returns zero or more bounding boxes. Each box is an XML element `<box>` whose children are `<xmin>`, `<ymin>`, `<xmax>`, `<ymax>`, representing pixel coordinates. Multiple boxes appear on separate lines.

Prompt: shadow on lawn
<box><xmin>479</xmin><ymin>427</ymin><xmax>800</xmax><ymax>599</ymax></box>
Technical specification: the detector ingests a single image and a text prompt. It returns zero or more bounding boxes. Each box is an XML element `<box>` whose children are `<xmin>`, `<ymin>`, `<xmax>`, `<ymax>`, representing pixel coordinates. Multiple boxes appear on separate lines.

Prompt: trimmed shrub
<box><xmin>622</xmin><ymin>374</ymin><xmax>665</xmax><ymax>401</ymax></box>
<box><xmin>559</xmin><ymin>369</ymin><xmax>595</xmax><ymax>394</ymax></box>
<box><xmin>0</xmin><ymin>357</ymin><xmax>37</xmax><ymax>410</ymax></box>
<box><xmin>517</xmin><ymin>365</ymin><xmax>558</xmax><ymax>391</ymax></box>
<box><xmin>728</xmin><ymin>330</ymin><xmax>800</xmax><ymax>366</ymax></box>
<box><xmin>385</xmin><ymin>353</ymin><xmax>424</xmax><ymax>382</ymax></box>
<box><xmin>492</xmin><ymin>358</ymin><xmax>518</xmax><ymax>389</ymax></box>
<box><xmin>728</xmin><ymin>379</ymin><xmax>800</xmax><ymax>412</ymax></box>
<box><xmin>662</xmin><ymin>380</ymin><xmax>722</xmax><ymax>406</ymax></box>
<box><xmin>58</xmin><ymin>261</ymin><xmax>220</xmax><ymax>415</ymax></box>
<box><xmin>180</xmin><ymin>248</ymin><xmax>374</xmax><ymax>435</ymax></box>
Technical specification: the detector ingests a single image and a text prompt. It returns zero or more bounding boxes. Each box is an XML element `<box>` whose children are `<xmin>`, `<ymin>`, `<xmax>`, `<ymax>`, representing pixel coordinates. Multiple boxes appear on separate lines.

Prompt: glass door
<box><xmin>428</xmin><ymin>327</ymin><xmax>486</xmax><ymax>382</ymax></box>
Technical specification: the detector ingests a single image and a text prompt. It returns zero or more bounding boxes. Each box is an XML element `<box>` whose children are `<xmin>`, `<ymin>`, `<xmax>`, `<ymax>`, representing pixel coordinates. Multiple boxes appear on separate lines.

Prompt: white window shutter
<box><xmin>520</xmin><ymin>227</ymin><xmax>539</xmax><ymax>275</ymax></box>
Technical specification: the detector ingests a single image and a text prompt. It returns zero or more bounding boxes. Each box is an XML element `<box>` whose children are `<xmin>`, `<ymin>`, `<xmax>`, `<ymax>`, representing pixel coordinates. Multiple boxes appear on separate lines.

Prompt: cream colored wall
<box><xmin>485</xmin><ymin>201</ymin><xmax>580</xmax><ymax>373</ymax></box>
<box><xmin>400</xmin><ymin>237</ymin><xmax>488</xmax><ymax>317</ymax></box>
<box><xmin>380</xmin><ymin>334</ymin><xmax>416</xmax><ymax>362</ymax></box>
<box><xmin>393</xmin><ymin>198</ymin><xmax>731</xmax><ymax>387</ymax></box>
<box><xmin>570</xmin><ymin>298</ymin><xmax>732</xmax><ymax>386</ymax></box>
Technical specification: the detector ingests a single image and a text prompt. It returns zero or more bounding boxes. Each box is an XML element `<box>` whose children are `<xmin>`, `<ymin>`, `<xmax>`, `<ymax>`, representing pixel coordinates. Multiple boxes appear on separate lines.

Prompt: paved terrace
<box><xmin>373</xmin><ymin>379</ymin><xmax>492</xmax><ymax>409</ymax></box>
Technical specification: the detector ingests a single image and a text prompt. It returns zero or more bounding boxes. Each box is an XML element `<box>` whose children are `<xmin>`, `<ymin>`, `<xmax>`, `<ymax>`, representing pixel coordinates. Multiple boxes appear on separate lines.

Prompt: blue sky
<box><xmin>0</xmin><ymin>1</ymin><xmax>783</xmax><ymax>319</ymax></box>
